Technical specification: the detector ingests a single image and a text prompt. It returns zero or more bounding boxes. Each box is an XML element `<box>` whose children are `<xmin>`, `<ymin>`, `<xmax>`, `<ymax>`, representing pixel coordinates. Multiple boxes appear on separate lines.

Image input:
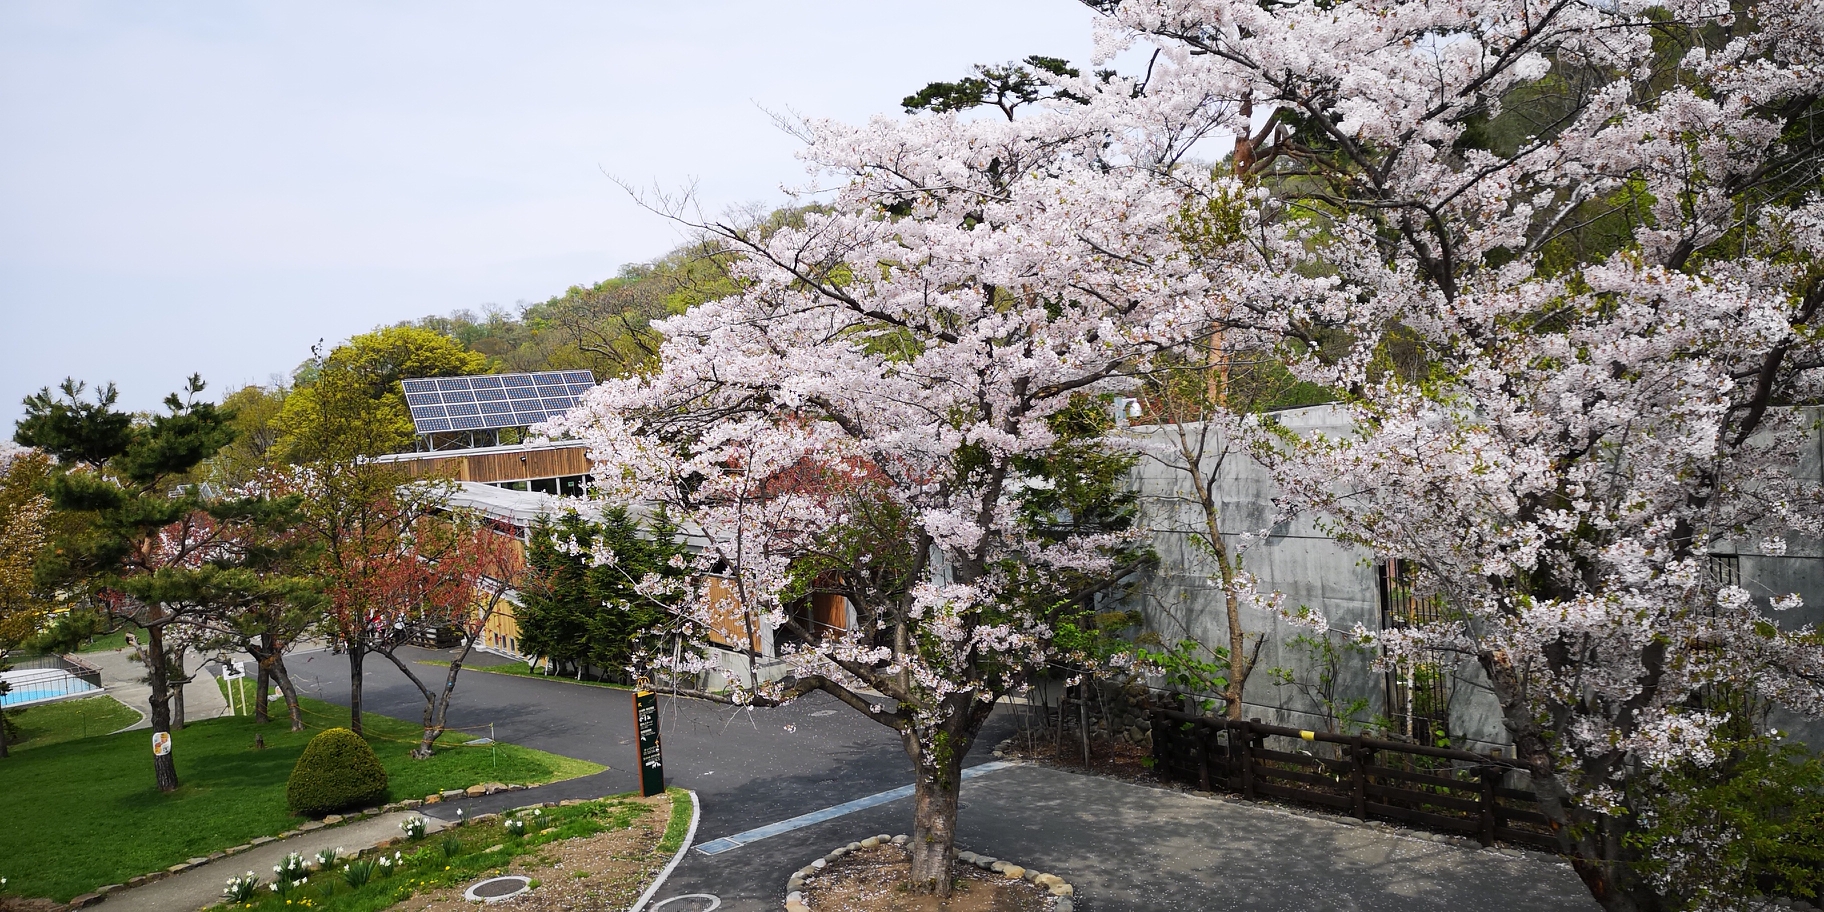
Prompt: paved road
<box><xmin>287</xmin><ymin>647</ymin><xmax>1596</xmax><ymax>912</ymax></box>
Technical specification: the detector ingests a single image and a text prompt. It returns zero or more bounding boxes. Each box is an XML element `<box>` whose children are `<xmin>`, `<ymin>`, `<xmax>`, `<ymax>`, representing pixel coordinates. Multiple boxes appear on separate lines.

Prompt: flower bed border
<box><xmin>62</xmin><ymin>782</ymin><xmax>552</xmax><ymax>911</ymax></box>
<box><xmin>781</xmin><ymin>835</ymin><xmax>1077</xmax><ymax>912</ymax></box>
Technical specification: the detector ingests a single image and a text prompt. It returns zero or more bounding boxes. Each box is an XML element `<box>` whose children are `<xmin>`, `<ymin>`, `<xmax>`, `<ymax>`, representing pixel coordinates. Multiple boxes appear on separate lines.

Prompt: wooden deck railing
<box><xmin>1149</xmin><ymin>709</ymin><xmax>1559</xmax><ymax>852</ymax></box>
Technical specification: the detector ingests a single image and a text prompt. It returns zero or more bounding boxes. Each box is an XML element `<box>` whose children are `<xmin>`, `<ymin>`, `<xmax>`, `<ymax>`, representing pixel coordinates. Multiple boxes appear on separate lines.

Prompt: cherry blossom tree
<box><xmin>369</xmin><ymin>520</ymin><xmax>526</xmax><ymax>759</ymax></box>
<box><xmin>548</xmin><ymin>93</ymin><xmax>1239</xmax><ymax>892</ymax></box>
<box><xmin>287</xmin><ymin>461</ymin><xmax>455</xmax><ymax>737</ymax></box>
<box><xmin>1077</xmin><ymin>0</ymin><xmax>1824</xmax><ymax>907</ymax></box>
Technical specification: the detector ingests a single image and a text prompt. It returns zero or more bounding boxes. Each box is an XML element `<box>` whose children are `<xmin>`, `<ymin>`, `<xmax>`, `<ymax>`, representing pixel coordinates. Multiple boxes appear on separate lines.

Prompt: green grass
<box><xmin>205</xmin><ymin>794</ymin><xmax>667</xmax><ymax>912</ymax></box>
<box><xmin>4</xmin><ymin>696</ymin><xmax>142</xmax><ymax>751</ymax></box>
<box><xmin>427</xmin><ymin>660</ymin><xmax>633</xmax><ymax>691</ymax></box>
<box><xmin>75</xmin><ymin>629</ymin><xmax>130</xmax><ymax>653</ymax></box>
<box><xmin>0</xmin><ymin>696</ymin><xmax>603</xmax><ymax>902</ymax></box>
<box><xmin>216</xmin><ymin>675</ymin><xmax>260</xmax><ymax>712</ymax></box>
<box><xmin>657</xmin><ymin>786</ymin><xmax>693</xmax><ymax>854</ymax></box>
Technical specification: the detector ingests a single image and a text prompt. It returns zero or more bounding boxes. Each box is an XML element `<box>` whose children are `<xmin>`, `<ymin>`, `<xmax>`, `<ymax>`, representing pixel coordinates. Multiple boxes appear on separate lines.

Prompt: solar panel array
<box><xmin>401</xmin><ymin>370</ymin><xmax>596</xmax><ymax>434</ymax></box>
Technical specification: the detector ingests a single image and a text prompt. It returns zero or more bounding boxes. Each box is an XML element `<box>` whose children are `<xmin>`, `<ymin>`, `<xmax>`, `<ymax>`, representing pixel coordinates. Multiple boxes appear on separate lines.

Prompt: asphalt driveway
<box><xmin>286</xmin><ymin>647</ymin><xmax>1596</xmax><ymax>912</ymax></box>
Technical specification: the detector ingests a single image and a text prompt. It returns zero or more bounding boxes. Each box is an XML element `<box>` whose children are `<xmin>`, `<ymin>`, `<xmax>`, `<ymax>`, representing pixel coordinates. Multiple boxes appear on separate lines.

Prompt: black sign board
<box><xmin>632</xmin><ymin>690</ymin><xmax>664</xmax><ymax>797</ymax></box>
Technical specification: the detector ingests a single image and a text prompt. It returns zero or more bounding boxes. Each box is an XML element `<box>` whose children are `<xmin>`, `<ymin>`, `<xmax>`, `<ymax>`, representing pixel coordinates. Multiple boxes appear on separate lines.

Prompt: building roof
<box><xmin>445</xmin><ymin>482</ymin><xmax>712</xmax><ymax>551</ymax></box>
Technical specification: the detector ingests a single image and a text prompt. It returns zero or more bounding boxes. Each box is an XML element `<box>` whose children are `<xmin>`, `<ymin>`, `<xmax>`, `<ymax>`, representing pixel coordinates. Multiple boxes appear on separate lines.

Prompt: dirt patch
<box><xmin>800</xmin><ymin>844</ymin><xmax>1051</xmax><ymax>912</ymax></box>
<box><xmin>1002</xmin><ymin>732</ymin><xmax>1164</xmax><ymax>786</ymax></box>
<box><xmin>390</xmin><ymin>795</ymin><xmax>669</xmax><ymax>912</ymax></box>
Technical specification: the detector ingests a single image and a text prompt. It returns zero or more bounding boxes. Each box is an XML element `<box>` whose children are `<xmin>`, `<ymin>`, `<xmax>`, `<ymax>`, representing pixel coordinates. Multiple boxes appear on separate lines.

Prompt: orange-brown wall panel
<box><xmin>390</xmin><ymin>447</ymin><xmax>591</xmax><ymax>484</ymax></box>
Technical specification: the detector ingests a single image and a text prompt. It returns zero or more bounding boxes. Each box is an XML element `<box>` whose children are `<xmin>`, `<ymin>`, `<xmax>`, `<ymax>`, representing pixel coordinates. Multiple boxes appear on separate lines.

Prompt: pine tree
<box><xmin>15</xmin><ymin>376</ymin><xmax>249</xmax><ymax>791</ymax></box>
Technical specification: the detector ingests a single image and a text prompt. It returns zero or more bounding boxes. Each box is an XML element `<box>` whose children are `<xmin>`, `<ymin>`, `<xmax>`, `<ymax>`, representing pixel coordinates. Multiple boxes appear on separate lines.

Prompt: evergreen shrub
<box><xmin>286</xmin><ymin>727</ymin><xmax>388</xmax><ymax>817</ymax></box>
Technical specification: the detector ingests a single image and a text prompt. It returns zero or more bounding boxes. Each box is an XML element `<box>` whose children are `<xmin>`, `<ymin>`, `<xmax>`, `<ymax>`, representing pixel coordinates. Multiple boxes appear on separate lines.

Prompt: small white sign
<box><xmin>152</xmin><ymin>731</ymin><xmax>171</xmax><ymax>756</ymax></box>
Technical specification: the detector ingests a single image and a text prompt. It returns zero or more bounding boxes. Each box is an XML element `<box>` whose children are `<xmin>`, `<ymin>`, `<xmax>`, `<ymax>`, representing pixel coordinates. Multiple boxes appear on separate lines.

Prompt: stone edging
<box><xmin>781</xmin><ymin>835</ymin><xmax>1077</xmax><ymax>912</ymax></box>
<box><xmin>63</xmin><ymin>782</ymin><xmax>549</xmax><ymax>910</ymax></box>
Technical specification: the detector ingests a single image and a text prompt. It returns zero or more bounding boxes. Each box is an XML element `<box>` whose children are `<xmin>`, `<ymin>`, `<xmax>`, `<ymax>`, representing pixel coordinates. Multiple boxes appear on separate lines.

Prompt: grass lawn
<box><xmin>75</xmin><ymin>629</ymin><xmax>130</xmax><ymax>653</ymax></box>
<box><xmin>0</xmin><ymin>696</ymin><xmax>603</xmax><ymax>903</ymax></box>
<box><xmin>430</xmin><ymin>660</ymin><xmax>633</xmax><ymax>691</ymax></box>
<box><xmin>205</xmin><ymin>789</ymin><xmax>685</xmax><ymax>912</ymax></box>
<box><xmin>4</xmin><ymin>695</ymin><xmax>141</xmax><ymax>751</ymax></box>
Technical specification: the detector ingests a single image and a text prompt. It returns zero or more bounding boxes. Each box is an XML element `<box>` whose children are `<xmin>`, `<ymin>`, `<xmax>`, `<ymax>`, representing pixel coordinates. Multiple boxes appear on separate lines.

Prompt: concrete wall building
<box><xmin>1117</xmin><ymin>405</ymin><xmax>1824</xmax><ymax>753</ymax></box>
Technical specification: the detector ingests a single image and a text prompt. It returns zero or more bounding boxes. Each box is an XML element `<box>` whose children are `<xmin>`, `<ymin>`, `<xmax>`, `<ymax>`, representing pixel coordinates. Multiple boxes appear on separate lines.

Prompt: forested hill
<box><xmin>400</xmin><ymin>232</ymin><xmax>738</xmax><ymax>381</ymax></box>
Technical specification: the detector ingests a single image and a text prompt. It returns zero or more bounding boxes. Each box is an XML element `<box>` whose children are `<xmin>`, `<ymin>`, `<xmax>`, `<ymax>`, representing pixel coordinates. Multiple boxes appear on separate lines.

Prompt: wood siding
<box><xmin>390</xmin><ymin>446</ymin><xmax>591</xmax><ymax>484</ymax></box>
<box><xmin>704</xmin><ymin>576</ymin><xmax>761</xmax><ymax>651</ymax></box>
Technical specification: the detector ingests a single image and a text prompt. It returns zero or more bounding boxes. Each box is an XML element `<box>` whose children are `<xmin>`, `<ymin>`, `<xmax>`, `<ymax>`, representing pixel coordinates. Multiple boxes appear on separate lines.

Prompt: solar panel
<box><xmin>401</xmin><ymin>370</ymin><xmax>596</xmax><ymax>435</ymax></box>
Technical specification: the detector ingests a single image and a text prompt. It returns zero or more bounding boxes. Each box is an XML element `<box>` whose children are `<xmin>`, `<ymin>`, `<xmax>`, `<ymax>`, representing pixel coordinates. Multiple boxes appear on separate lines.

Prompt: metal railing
<box><xmin>6</xmin><ymin>653</ymin><xmax>104</xmax><ymax>687</ymax></box>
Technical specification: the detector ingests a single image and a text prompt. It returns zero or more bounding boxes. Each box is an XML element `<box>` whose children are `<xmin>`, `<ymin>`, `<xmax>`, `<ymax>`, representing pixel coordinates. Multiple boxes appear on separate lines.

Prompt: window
<box><xmin>1708</xmin><ymin>553</ymin><xmax>1742</xmax><ymax>589</ymax></box>
<box><xmin>1378</xmin><ymin>559</ymin><xmax>1451</xmax><ymax>743</ymax></box>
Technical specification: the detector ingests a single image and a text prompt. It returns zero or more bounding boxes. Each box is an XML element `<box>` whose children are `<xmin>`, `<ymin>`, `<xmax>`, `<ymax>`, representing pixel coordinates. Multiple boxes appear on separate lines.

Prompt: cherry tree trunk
<box><xmin>347</xmin><ymin>646</ymin><xmax>366</xmax><ymax>736</ymax></box>
<box><xmin>412</xmin><ymin>655</ymin><xmax>464</xmax><ymax>759</ymax></box>
<box><xmin>1483</xmin><ymin>653</ymin><xmax>1650</xmax><ymax>912</ymax></box>
<box><xmin>145</xmin><ymin>623</ymin><xmax>180</xmax><ymax>792</ymax></box>
<box><xmin>906</xmin><ymin>755</ymin><xmax>962</xmax><ymax>897</ymax></box>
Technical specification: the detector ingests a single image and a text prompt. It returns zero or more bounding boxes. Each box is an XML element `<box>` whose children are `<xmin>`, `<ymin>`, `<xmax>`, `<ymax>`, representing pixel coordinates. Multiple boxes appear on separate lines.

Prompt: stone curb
<box><xmin>63</xmin><ymin>781</ymin><xmax>548</xmax><ymax>911</ymax></box>
<box><xmin>780</xmin><ymin>835</ymin><xmax>1076</xmax><ymax>912</ymax></box>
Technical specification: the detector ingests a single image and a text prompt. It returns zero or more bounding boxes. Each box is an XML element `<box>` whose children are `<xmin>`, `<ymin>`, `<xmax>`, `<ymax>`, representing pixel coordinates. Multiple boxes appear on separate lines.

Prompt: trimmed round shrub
<box><xmin>286</xmin><ymin>727</ymin><xmax>389</xmax><ymax>817</ymax></box>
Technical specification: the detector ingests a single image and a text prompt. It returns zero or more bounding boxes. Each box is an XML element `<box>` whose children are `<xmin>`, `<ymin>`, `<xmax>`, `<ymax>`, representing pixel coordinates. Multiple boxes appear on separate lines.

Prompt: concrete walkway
<box><xmin>79</xmin><ymin>648</ymin><xmax>233</xmax><ymax>732</ymax></box>
<box><xmin>98</xmin><ymin>810</ymin><xmax>447</xmax><ymax>912</ymax></box>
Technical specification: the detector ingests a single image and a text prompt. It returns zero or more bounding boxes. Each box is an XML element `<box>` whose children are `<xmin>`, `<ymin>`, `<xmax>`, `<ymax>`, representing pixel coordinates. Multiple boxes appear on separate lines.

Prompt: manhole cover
<box><xmin>464</xmin><ymin>875</ymin><xmax>533</xmax><ymax>903</ymax></box>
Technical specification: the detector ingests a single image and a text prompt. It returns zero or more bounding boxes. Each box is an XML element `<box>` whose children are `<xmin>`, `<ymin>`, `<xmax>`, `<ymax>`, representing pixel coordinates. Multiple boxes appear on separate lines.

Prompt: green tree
<box><xmin>902</xmin><ymin>55</ymin><xmax>1086</xmax><ymax>120</ymax></box>
<box><xmin>208</xmin><ymin>384</ymin><xmax>288</xmax><ymax>485</ymax></box>
<box><xmin>13</xmin><ymin>376</ymin><xmax>255</xmax><ymax>790</ymax></box>
<box><xmin>0</xmin><ymin>448</ymin><xmax>54</xmax><ymax>758</ymax></box>
<box><xmin>518</xmin><ymin>508</ymin><xmax>688</xmax><ymax>682</ymax></box>
<box><xmin>401</xmin><ymin>229</ymin><xmax>789</xmax><ymax>379</ymax></box>
<box><xmin>0</xmin><ymin>449</ymin><xmax>53</xmax><ymax>648</ymax></box>
<box><xmin>275</xmin><ymin>326</ymin><xmax>489</xmax><ymax>461</ymax></box>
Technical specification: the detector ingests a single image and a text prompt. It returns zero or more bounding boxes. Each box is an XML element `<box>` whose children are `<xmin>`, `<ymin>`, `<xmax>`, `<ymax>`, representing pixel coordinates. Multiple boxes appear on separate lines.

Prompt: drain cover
<box><xmin>463</xmin><ymin>875</ymin><xmax>533</xmax><ymax>903</ymax></box>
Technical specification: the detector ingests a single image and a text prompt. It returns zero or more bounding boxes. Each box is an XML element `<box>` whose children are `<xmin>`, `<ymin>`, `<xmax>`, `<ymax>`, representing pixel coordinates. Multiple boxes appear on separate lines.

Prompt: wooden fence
<box><xmin>1149</xmin><ymin>709</ymin><xmax>1560</xmax><ymax>852</ymax></box>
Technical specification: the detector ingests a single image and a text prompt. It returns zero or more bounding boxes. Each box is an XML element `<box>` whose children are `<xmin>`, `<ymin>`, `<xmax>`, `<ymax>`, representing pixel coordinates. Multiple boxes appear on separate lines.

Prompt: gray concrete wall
<box><xmin>1117</xmin><ymin>405</ymin><xmax>1824</xmax><ymax>754</ymax></box>
<box><xmin>1113</xmin><ymin>409</ymin><xmax>1486</xmax><ymax>743</ymax></box>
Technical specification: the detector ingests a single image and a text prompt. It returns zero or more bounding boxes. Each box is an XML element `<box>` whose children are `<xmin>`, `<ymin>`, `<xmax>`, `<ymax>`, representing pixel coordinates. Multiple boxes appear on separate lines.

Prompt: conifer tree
<box><xmin>15</xmin><ymin>376</ymin><xmax>253</xmax><ymax>791</ymax></box>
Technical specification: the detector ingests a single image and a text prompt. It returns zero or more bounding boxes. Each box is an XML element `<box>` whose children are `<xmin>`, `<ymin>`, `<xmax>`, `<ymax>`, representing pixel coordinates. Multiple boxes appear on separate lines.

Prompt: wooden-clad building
<box><xmin>371</xmin><ymin>441</ymin><xmax>592</xmax><ymax>495</ymax></box>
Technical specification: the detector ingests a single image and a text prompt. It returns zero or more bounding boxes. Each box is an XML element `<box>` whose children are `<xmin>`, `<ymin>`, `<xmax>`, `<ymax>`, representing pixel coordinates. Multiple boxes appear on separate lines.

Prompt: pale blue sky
<box><xmin>0</xmin><ymin>1</ymin><xmax>1097</xmax><ymax>420</ymax></box>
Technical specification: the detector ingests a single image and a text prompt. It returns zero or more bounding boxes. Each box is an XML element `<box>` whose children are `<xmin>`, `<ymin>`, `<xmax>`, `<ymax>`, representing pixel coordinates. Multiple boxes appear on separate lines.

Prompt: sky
<box><xmin>0</xmin><ymin>1</ymin><xmax>1100</xmax><ymax>422</ymax></box>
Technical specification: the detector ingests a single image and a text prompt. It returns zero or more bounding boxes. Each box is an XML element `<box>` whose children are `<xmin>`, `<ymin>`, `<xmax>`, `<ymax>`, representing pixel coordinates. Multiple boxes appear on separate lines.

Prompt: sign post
<box><xmin>632</xmin><ymin>690</ymin><xmax>664</xmax><ymax>797</ymax></box>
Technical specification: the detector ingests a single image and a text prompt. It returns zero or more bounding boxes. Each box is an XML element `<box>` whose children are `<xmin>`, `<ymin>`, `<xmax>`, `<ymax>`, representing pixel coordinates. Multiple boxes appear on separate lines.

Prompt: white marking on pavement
<box><xmin>649</xmin><ymin>895</ymin><xmax>720</xmax><ymax>911</ymax></box>
<box><xmin>692</xmin><ymin>761</ymin><xmax>1015</xmax><ymax>856</ymax></box>
<box><xmin>630</xmin><ymin>790</ymin><xmax>702</xmax><ymax>912</ymax></box>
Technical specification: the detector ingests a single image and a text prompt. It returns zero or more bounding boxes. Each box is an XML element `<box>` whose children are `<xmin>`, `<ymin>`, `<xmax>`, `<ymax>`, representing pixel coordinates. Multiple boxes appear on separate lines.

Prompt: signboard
<box><xmin>152</xmin><ymin>731</ymin><xmax>171</xmax><ymax>757</ymax></box>
<box><xmin>632</xmin><ymin>690</ymin><xmax>664</xmax><ymax>798</ymax></box>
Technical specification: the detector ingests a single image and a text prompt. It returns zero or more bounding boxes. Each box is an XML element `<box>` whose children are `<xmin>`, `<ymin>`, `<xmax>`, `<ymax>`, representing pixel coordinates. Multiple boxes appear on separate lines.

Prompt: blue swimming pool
<box><xmin>0</xmin><ymin>674</ymin><xmax>100</xmax><ymax>707</ymax></box>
